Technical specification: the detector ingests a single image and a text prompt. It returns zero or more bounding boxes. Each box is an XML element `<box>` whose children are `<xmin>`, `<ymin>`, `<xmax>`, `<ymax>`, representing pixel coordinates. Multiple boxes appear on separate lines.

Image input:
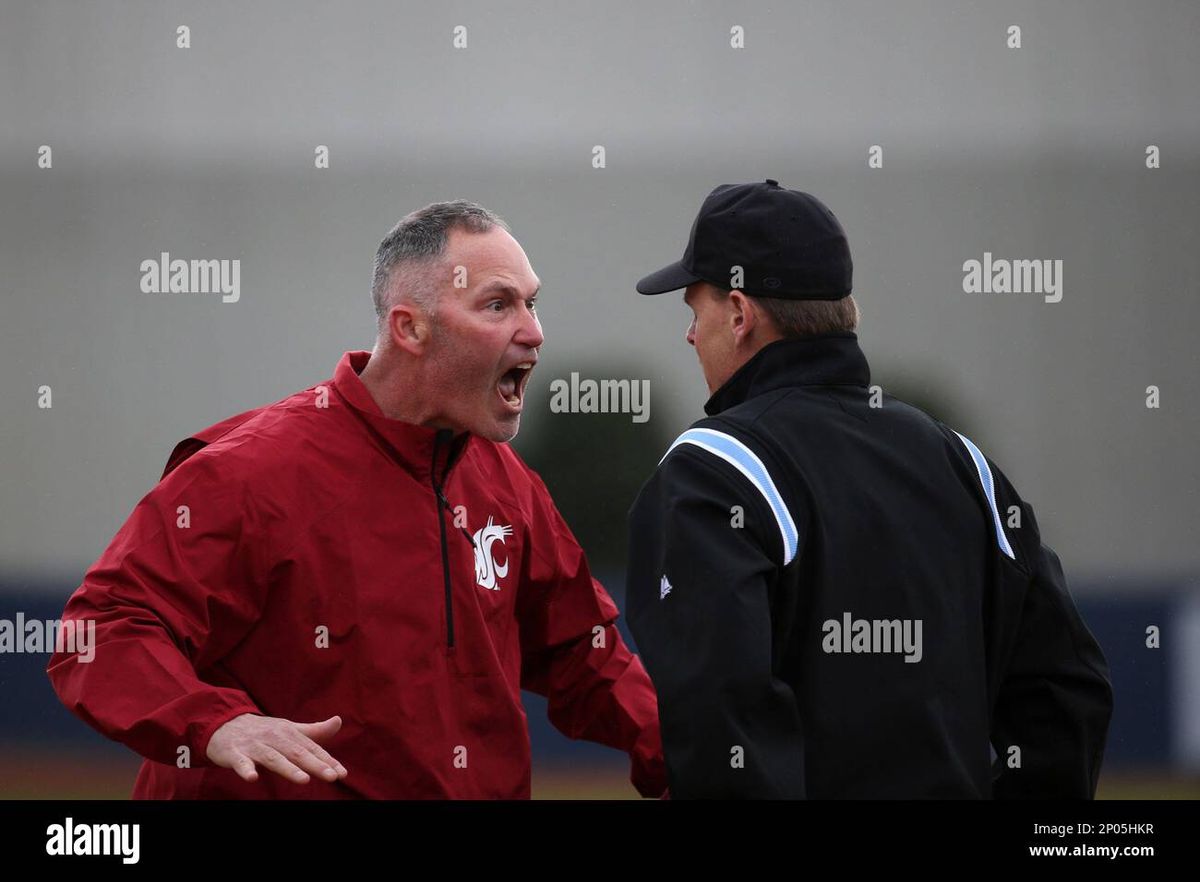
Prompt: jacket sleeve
<box><xmin>515</xmin><ymin>471</ymin><xmax>667</xmax><ymax>798</ymax></box>
<box><xmin>45</xmin><ymin>452</ymin><xmax>271</xmax><ymax>767</ymax></box>
<box><xmin>984</xmin><ymin>464</ymin><xmax>1114</xmax><ymax>798</ymax></box>
<box><xmin>625</xmin><ymin>440</ymin><xmax>807</xmax><ymax>798</ymax></box>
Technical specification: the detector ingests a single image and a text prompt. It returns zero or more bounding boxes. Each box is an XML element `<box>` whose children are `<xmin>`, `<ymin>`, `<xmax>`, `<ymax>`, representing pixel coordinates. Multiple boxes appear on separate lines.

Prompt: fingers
<box><xmin>271</xmin><ymin>733</ymin><xmax>347</xmax><ymax>783</ymax></box>
<box><xmin>211</xmin><ymin>715</ymin><xmax>349</xmax><ymax>785</ymax></box>
<box><xmin>250</xmin><ymin>744</ymin><xmax>313</xmax><ymax>785</ymax></box>
<box><xmin>294</xmin><ymin>716</ymin><xmax>342</xmax><ymax>741</ymax></box>
<box><xmin>291</xmin><ymin>717</ymin><xmax>348</xmax><ymax>778</ymax></box>
<box><xmin>231</xmin><ymin>753</ymin><xmax>259</xmax><ymax>783</ymax></box>
<box><xmin>298</xmin><ymin>739</ymin><xmax>348</xmax><ymax>780</ymax></box>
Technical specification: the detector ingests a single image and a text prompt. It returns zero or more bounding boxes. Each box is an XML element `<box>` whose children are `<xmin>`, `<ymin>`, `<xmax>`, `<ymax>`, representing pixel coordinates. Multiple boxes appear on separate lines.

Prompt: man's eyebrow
<box><xmin>477</xmin><ymin>281</ymin><xmax>540</xmax><ymax>298</ymax></box>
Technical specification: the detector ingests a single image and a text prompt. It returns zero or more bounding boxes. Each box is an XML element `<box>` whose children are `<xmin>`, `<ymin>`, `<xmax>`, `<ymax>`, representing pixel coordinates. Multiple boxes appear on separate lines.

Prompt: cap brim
<box><xmin>636</xmin><ymin>260</ymin><xmax>700</xmax><ymax>295</ymax></box>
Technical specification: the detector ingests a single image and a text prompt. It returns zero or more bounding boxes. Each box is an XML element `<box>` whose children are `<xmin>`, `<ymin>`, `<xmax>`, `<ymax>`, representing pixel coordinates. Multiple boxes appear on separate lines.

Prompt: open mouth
<box><xmin>497</xmin><ymin>362</ymin><xmax>535</xmax><ymax>410</ymax></box>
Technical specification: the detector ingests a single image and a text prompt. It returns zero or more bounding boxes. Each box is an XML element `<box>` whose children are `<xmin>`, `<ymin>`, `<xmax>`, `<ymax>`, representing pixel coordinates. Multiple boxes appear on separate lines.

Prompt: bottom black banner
<box><xmin>0</xmin><ymin>798</ymin><xmax>1183</xmax><ymax>870</ymax></box>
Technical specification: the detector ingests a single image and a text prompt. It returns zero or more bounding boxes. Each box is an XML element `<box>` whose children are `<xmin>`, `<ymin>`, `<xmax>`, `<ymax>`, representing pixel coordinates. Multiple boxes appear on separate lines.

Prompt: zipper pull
<box><xmin>435</xmin><ymin>487</ymin><xmax>477</xmax><ymax>548</ymax></box>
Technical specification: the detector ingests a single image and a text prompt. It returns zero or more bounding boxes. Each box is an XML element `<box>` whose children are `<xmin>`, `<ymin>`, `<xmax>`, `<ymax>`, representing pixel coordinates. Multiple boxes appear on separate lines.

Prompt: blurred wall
<box><xmin>2</xmin><ymin>0</ymin><xmax>1197</xmax><ymax>583</ymax></box>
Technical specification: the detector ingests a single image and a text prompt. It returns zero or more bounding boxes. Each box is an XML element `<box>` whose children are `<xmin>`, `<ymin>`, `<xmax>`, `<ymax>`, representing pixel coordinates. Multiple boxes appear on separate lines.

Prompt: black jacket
<box><xmin>626</xmin><ymin>333</ymin><xmax>1113</xmax><ymax>798</ymax></box>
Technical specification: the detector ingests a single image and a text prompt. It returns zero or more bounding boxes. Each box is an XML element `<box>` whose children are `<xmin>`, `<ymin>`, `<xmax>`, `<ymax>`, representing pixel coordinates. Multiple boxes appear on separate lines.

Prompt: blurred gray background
<box><xmin>2</xmin><ymin>0</ymin><xmax>1198</xmax><ymax>796</ymax></box>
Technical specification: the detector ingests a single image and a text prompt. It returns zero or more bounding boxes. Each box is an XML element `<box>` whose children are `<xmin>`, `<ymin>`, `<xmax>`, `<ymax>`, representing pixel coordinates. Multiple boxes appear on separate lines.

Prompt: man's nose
<box><xmin>685</xmin><ymin>317</ymin><xmax>696</xmax><ymax>347</ymax></box>
<box><xmin>516</xmin><ymin>305</ymin><xmax>545</xmax><ymax>350</ymax></box>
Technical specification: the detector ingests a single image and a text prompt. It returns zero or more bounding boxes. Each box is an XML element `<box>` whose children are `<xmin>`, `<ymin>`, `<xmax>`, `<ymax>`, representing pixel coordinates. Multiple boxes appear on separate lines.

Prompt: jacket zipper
<box><xmin>431</xmin><ymin>429</ymin><xmax>476</xmax><ymax>652</ymax></box>
<box><xmin>432</xmin><ymin>430</ymin><xmax>456</xmax><ymax>649</ymax></box>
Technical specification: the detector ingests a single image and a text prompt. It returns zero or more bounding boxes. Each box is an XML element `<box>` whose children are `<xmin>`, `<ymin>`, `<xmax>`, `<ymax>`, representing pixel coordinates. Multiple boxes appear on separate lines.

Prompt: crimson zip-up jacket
<box><xmin>47</xmin><ymin>351</ymin><xmax>667</xmax><ymax>799</ymax></box>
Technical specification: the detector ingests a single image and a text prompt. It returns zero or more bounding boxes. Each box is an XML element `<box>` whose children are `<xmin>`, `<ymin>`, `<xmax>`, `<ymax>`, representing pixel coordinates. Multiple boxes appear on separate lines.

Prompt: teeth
<box><xmin>514</xmin><ymin>362</ymin><xmax>533</xmax><ymax>370</ymax></box>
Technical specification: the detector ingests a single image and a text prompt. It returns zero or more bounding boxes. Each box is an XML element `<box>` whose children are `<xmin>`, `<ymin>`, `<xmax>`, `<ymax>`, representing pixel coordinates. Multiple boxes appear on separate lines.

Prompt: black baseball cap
<box><xmin>636</xmin><ymin>179</ymin><xmax>853</xmax><ymax>301</ymax></box>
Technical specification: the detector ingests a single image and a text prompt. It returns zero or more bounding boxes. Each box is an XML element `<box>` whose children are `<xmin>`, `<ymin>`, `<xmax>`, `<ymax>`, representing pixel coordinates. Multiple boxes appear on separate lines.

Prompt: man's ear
<box><xmin>385</xmin><ymin>301</ymin><xmax>433</xmax><ymax>356</ymax></box>
<box><xmin>727</xmin><ymin>289</ymin><xmax>758</xmax><ymax>343</ymax></box>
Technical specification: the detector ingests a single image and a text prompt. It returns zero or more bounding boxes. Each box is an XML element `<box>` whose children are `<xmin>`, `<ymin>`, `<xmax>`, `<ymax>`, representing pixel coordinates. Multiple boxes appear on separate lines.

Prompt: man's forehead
<box><xmin>446</xmin><ymin>227</ymin><xmax>537</xmax><ymax>289</ymax></box>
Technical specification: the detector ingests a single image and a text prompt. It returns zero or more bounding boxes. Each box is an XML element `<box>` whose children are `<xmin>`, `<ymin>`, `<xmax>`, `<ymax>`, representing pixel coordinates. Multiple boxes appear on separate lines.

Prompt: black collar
<box><xmin>704</xmin><ymin>333</ymin><xmax>872</xmax><ymax>416</ymax></box>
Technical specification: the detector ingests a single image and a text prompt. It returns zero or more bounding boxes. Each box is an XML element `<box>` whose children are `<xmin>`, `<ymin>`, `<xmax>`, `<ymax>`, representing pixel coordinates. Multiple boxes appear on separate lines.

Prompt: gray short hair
<box><xmin>712</xmin><ymin>286</ymin><xmax>860</xmax><ymax>337</ymax></box>
<box><xmin>753</xmin><ymin>293</ymin><xmax>861</xmax><ymax>337</ymax></box>
<box><xmin>371</xmin><ymin>200</ymin><xmax>509</xmax><ymax>327</ymax></box>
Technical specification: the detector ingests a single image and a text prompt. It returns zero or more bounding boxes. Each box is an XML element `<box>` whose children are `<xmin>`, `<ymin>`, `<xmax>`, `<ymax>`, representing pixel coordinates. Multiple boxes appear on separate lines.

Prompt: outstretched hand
<box><xmin>206</xmin><ymin>713</ymin><xmax>348</xmax><ymax>785</ymax></box>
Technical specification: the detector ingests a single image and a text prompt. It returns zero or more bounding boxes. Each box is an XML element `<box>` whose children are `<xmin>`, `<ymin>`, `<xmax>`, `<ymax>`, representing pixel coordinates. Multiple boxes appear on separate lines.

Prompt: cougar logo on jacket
<box><xmin>473</xmin><ymin>515</ymin><xmax>513</xmax><ymax>590</ymax></box>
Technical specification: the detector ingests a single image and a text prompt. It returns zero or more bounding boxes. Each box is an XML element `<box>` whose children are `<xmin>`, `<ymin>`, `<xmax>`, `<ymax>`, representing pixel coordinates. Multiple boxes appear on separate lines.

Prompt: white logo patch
<box><xmin>660</xmin><ymin>574</ymin><xmax>672</xmax><ymax>600</ymax></box>
<box><xmin>472</xmin><ymin>516</ymin><xmax>513</xmax><ymax>591</ymax></box>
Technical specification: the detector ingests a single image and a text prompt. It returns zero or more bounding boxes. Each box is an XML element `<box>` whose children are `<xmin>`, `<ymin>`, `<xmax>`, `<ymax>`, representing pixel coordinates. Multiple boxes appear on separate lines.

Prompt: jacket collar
<box><xmin>704</xmin><ymin>333</ymin><xmax>871</xmax><ymax>416</ymax></box>
<box><xmin>331</xmin><ymin>351</ymin><xmax>471</xmax><ymax>485</ymax></box>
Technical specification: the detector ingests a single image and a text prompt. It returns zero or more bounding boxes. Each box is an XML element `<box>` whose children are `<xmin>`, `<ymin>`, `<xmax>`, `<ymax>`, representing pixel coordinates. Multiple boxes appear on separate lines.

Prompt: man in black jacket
<box><xmin>627</xmin><ymin>180</ymin><xmax>1113</xmax><ymax>798</ymax></box>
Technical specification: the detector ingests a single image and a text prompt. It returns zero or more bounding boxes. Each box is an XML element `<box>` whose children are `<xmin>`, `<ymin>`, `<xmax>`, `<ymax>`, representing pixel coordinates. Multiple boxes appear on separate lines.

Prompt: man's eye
<box><xmin>487</xmin><ymin>301</ymin><xmax>504</xmax><ymax>312</ymax></box>
<box><xmin>528</xmin><ymin>299</ymin><xmax>537</xmax><ymax>312</ymax></box>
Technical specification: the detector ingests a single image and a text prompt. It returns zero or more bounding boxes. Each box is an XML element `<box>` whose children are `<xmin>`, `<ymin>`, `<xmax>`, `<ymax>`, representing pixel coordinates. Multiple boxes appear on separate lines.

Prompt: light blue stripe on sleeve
<box><xmin>953</xmin><ymin>431</ymin><xmax>1017</xmax><ymax>560</ymax></box>
<box><xmin>662</xmin><ymin>427</ymin><xmax>799</xmax><ymax>566</ymax></box>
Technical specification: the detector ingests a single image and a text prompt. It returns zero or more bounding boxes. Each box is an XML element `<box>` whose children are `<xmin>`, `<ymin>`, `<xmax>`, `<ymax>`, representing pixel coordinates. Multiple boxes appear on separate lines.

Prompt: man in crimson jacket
<box><xmin>46</xmin><ymin>201</ymin><xmax>667</xmax><ymax>799</ymax></box>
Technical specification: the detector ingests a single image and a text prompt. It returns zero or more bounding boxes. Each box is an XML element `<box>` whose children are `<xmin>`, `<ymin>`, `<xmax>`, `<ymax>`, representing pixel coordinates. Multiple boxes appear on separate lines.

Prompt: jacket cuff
<box><xmin>630</xmin><ymin>717</ymin><xmax>669</xmax><ymax>798</ymax></box>
<box><xmin>189</xmin><ymin>695</ymin><xmax>263</xmax><ymax>767</ymax></box>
